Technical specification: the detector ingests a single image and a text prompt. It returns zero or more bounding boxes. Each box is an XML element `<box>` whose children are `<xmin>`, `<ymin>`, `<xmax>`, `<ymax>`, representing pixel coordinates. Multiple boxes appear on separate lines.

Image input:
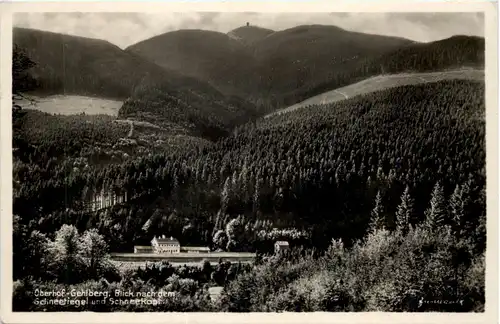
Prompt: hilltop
<box><xmin>13</xmin><ymin>27</ymin><xmax>239</xmax><ymax>99</ymax></box>
<box><xmin>369</xmin><ymin>35</ymin><xmax>485</xmax><ymax>73</ymax></box>
<box><xmin>227</xmin><ymin>25</ymin><xmax>274</xmax><ymax>46</ymax></box>
<box><xmin>126</xmin><ymin>29</ymin><xmax>257</xmax><ymax>99</ymax></box>
<box><xmin>14</xmin><ymin>27</ymin><xmax>169</xmax><ymax>100</ymax></box>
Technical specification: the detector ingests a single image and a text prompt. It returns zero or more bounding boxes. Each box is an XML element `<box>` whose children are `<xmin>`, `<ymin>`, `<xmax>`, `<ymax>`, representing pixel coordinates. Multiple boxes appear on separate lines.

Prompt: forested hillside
<box><xmin>14</xmin><ymin>27</ymin><xmax>171</xmax><ymax>99</ymax></box>
<box><xmin>14</xmin><ymin>79</ymin><xmax>485</xmax><ymax>251</ymax></box>
<box><xmin>13</xmin><ymin>78</ymin><xmax>486</xmax><ymax>311</ymax></box>
<box><xmin>252</xmin><ymin>25</ymin><xmax>414</xmax><ymax>105</ymax></box>
<box><xmin>269</xmin><ymin>69</ymin><xmax>484</xmax><ymax>117</ymax></box>
<box><xmin>118</xmin><ymin>78</ymin><xmax>258</xmax><ymax>141</ymax></box>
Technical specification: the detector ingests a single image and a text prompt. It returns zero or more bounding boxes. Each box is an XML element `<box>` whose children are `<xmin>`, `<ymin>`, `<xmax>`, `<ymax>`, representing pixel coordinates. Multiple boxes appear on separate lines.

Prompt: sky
<box><xmin>14</xmin><ymin>12</ymin><xmax>484</xmax><ymax>49</ymax></box>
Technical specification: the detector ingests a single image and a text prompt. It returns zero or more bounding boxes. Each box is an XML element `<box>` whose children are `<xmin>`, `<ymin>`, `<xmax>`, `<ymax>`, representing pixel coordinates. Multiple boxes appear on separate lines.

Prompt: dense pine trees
<box><xmin>13</xmin><ymin>79</ymin><xmax>486</xmax><ymax>258</ymax></box>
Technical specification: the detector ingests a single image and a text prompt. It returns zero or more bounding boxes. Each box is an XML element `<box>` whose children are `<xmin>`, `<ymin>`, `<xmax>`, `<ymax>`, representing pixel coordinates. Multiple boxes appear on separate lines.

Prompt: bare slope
<box><xmin>16</xmin><ymin>95</ymin><xmax>123</xmax><ymax>116</ymax></box>
<box><xmin>266</xmin><ymin>69</ymin><xmax>484</xmax><ymax>118</ymax></box>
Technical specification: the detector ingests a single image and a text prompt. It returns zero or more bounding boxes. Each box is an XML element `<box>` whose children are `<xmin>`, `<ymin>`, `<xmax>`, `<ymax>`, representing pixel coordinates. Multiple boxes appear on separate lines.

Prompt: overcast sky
<box><xmin>14</xmin><ymin>12</ymin><xmax>484</xmax><ymax>49</ymax></box>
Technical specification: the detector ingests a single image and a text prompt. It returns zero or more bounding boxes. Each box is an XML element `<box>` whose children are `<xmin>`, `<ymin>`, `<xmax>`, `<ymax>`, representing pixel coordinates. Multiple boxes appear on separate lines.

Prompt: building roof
<box><xmin>152</xmin><ymin>236</ymin><xmax>180</xmax><ymax>244</ymax></box>
<box><xmin>275</xmin><ymin>241</ymin><xmax>289</xmax><ymax>246</ymax></box>
<box><xmin>180</xmin><ymin>246</ymin><xmax>211</xmax><ymax>252</ymax></box>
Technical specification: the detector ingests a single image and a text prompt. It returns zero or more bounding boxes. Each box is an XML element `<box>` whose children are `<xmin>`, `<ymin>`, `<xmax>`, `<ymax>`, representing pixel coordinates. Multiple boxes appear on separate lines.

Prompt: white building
<box><xmin>134</xmin><ymin>236</ymin><xmax>211</xmax><ymax>254</ymax></box>
<box><xmin>151</xmin><ymin>235</ymin><xmax>180</xmax><ymax>254</ymax></box>
<box><xmin>274</xmin><ymin>241</ymin><xmax>290</xmax><ymax>254</ymax></box>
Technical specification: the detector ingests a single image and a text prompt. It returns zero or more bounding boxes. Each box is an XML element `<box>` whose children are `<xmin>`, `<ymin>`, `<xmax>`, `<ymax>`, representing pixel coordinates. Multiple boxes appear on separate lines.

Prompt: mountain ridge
<box><xmin>126</xmin><ymin>24</ymin><xmax>417</xmax><ymax>108</ymax></box>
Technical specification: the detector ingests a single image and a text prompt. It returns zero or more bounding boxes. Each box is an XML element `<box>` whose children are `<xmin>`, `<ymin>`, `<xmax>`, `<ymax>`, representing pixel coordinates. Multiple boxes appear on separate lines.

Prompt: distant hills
<box><xmin>296</xmin><ymin>34</ymin><xmax>485</xmax><ymax>101</ymax></box>
<box><xmin>14</xmin><ymin>27</ymin><xmax>167</xmax><ymax>100</ymax></box>
<box><xmin>250</xmin><ymin>25</ymin><xmax>415</xmax><ymax>105</ymax></box>
<box><xmin>127</xmin><ymin>24</ymin><xmax>484</xmax><ymax>109</ymax></box>
<box><xmin>13</xmin><ymin>27</ymin><xmax>246</xmax><ymax>100</ymax></box>
<box><xmin>14</xmin><ymin>25</ymin><xmax>485</xmax><ymax>137</ymax></box>
<box><xmin>368</xmin><ymin>35</ymin><xmax>485</xmax><ymax>73</ymax></box>
<box><xmin>126</xmin><ymin>24</ymin><xmax>415</xmax><ymax>107</ymax></box>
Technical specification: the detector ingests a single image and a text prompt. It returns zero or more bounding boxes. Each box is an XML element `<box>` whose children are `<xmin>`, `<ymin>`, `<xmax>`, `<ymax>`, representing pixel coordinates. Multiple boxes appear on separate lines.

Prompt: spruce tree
<box><xmin>424</xmin><ymin>182</ymin><xmax>448</xmax><ymax>232</ymax></box>
<box><xmin>449</xmin><ymin>184</ymin><xmax>464</xmax><ymax>236</ymax></box>
<box><xmin>253</xmin><ymin>177</ymin><xmax>261</xmax><ymax>216</ymax></box>
<box><xmin>221</xmin><ymin>176</ymin><xmax>231</xmax><ymax>214</ymax></box>
<box><xmin>369</xmin><ymin>191</ymin><xmax>385</xmax><ymax>233</ymax></box>
<box><xmin>396</xmin><ymin>186</ymin><xmax>414</xmax><ymax>234</ymax></box>
<box><xmin>449</xmin><ymin>182</ymin><xmax>472</xmax><ymax>238</ymax></box>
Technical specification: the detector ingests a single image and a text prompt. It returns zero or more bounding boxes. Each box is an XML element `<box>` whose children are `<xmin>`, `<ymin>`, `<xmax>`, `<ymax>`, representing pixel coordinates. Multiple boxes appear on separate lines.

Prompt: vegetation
<box><xmin>218</xmin><ymin>226</ymin><xmax>484</xmax><ymax>312</ymax></box>
<box><xmin>252</xmin><ymin>25</ymin><xmax>413</xmax><ymax>104</ymax></box>
<box><xmin>118</xmin><ymin>77</ymin><xmax>258</xmax><ymax>141</ymax></box>
<box><xmin>126</xmin><ymin>25</ymin><xmax>413</xmax><ymax>110</ymax></box>
<box><xmin>268</xmin><ymin>69</ymin><xmax>484</xmax><ymax>117</ymax></box>
<box><xmin>13</xmin><ymin>222</ymin><xmax>252</xmax><ymax>312</ymax></box>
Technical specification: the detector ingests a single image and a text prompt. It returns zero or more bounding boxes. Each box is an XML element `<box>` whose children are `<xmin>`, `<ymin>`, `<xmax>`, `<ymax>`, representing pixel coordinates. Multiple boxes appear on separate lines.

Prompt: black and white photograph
<box><xmin>2</xmin><ymin>1</ymin><xmax>498</xmax><ymax>321</ymax></box>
